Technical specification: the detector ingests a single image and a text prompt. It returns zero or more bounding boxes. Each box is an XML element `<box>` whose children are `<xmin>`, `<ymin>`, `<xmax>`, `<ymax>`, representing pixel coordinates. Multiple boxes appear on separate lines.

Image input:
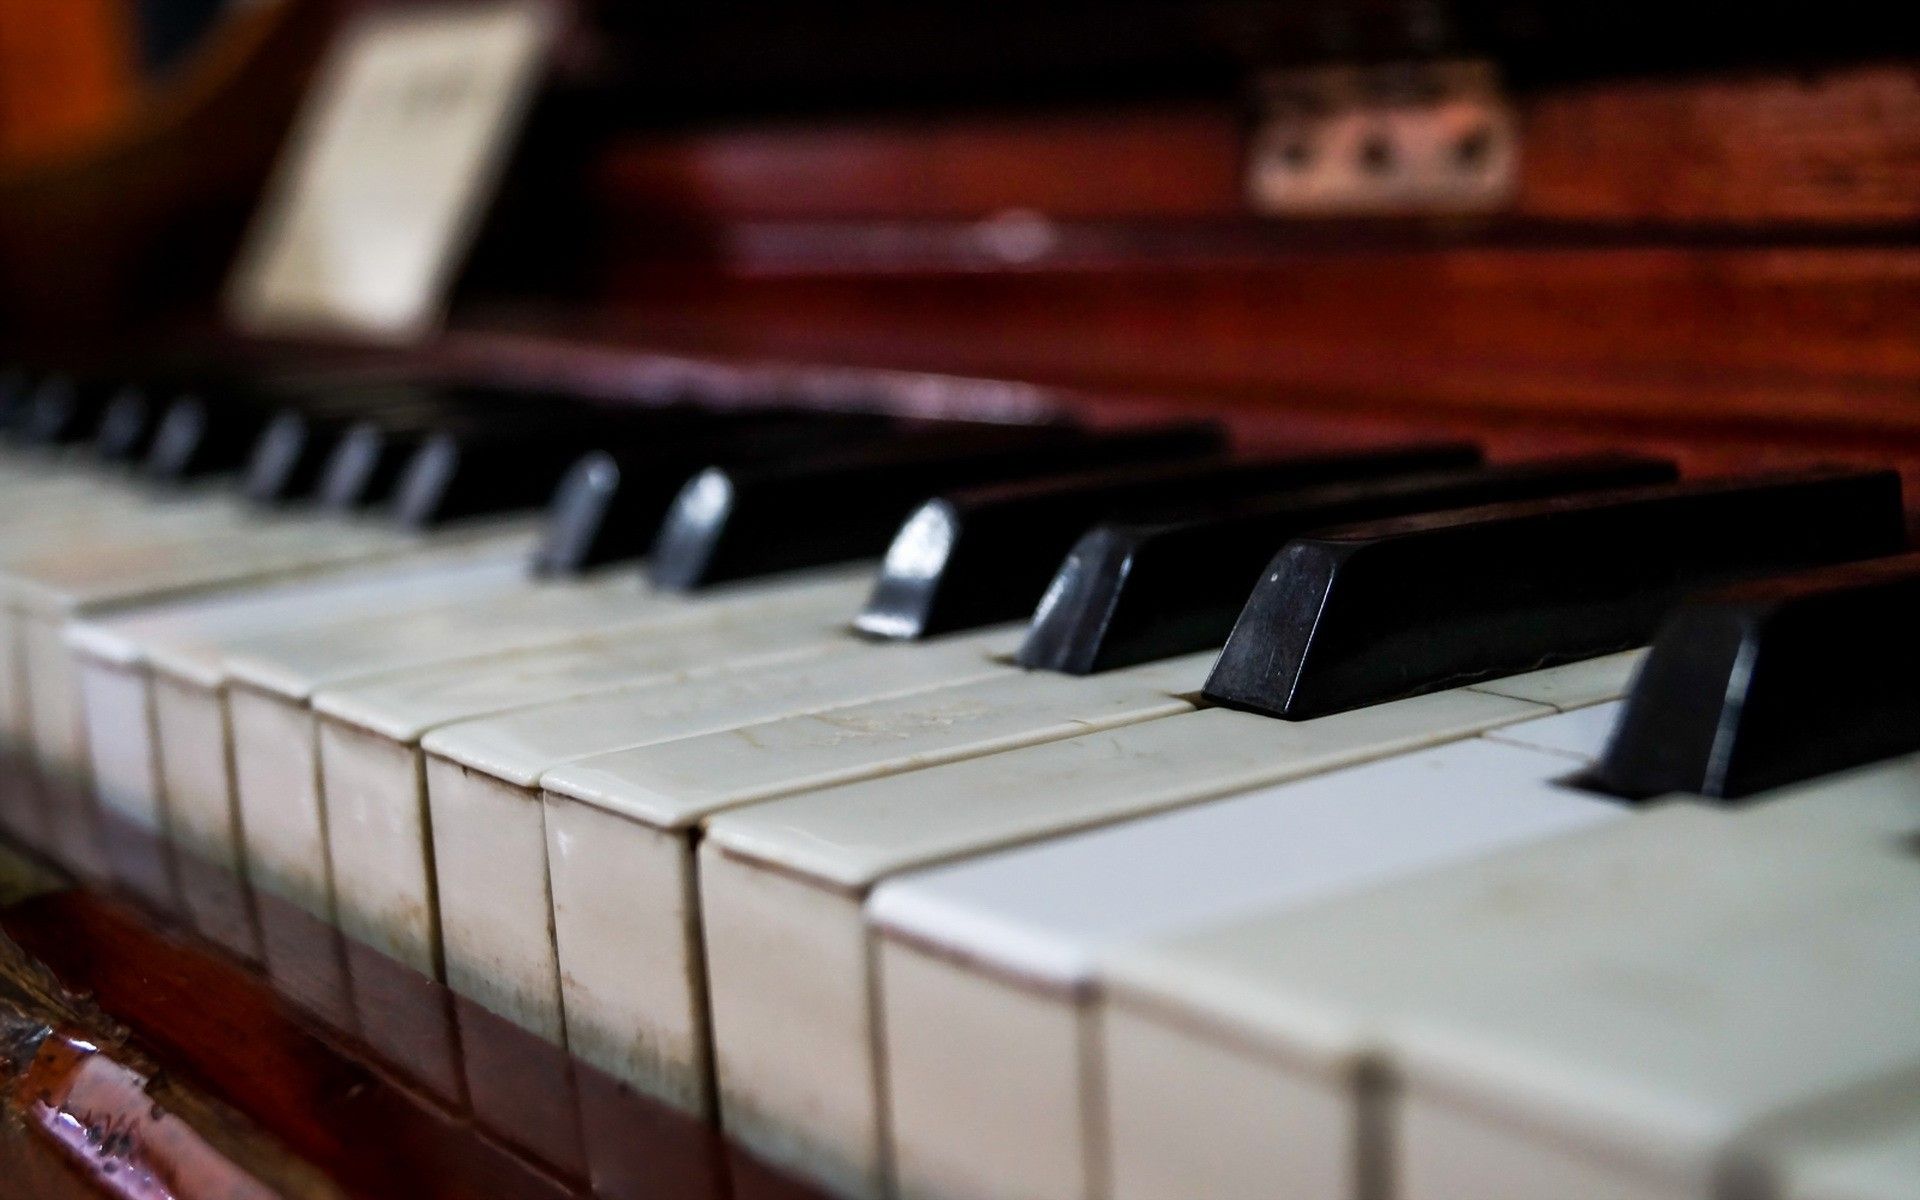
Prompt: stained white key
<box><xmin>696</xmin><ymin>686</ymin><xmax>1551</xmax><ymax>1196</ymax></box>
<box><xmin>549</xmin><ymin>651</ymin><xmax>1211</xmax><ymax>828</ymax></box>
<box><xmin>70</xmin><ymin>541</ymin><xmax>532</xmax><ymax>836</ymax></box>
<box><xmin>868</xmin><ymin>734</ymin><xmax>1622</xmax><ymax>1200</ymax></box>
<box><xmin>313</xmin><ymin>590</ymin><xmax>859</xmax><ymax>976</ymax></box>
<box><xmin>67</xmin><ymin>539</ymin><xmax>534</xmax><ymax>924</ymax></box>
<box><xmin>1099</xmin><ymin>753</ymin><xmax>1920</xmax><ymax>1200</ymax></box>
<box><xmin>225</xmin><ymin>567</ymin><xmax>869</xmax><ymax>940</ymax></box>
<box><xmin>9</xmin><ymin>513</ymin><xmax>443</xmax><ymax>787</ymax></box>
<box><xmin>424</xmin><ymin>627</ymin><xmax>1021</xmax><ymax>1088</ymax></box>
<box><xmin>532</xmin><ymin>652</ymin><xmax>1207</xmax><ymax>1136</ymax></box>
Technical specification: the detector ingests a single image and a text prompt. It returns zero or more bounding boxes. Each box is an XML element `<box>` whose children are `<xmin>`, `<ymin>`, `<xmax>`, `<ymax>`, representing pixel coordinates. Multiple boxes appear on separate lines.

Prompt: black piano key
<box><xmin>1590</xmin><ymin>553</ymin><xmax>1920</xmax><ymax>800</ymax></box>
<box><xmin>92</xmin><ymin>386</ymin><xmax>166</xmax><ymax>463</ymax></box>
<box><xmin>392</xmin><ymin>425</ymin><xmax>602</xmax><ymax>528</ymax></box>
<box><xmin>246</xmin><ymin>410</ymin><xmax>367</xmax><ymax>504</ymax></box>
<box><xmin>531</xmin><ymin>412</ymin><xmax>901</xmax><ymax>576</ymax></box>
<box><xmin>856</xmin><ymin>442</ymin><xmax>1483</xmax><ymax>641</ymax></box>
<box><xmin>0</xmin><ymin>366</ymin><xmax>39</xmax><ymax>433</ymax></box>
<box><xmin>16</xmin><ymin>372</ymin><xmax>119</xmax><ymax>446</ymax></box>
<box><xmin>242</xmin><ymin>386</ymin><xmax>470</xmax><ymax>505</ymax></box>
<box><xmin>1018</xmin><ymin>453</ymin><xmax>1679</xmax><ymax>674</ymax></box>
<box><xmin>143</xmin><ymin>394</ymin><xmax>282</xmax><ymax>482</ymax></box>
<box><xmin>1202</xmin><ymin>467</ymin><xmax>1907</xmax><ymax>721</ymax></box>
<box><xmin>646</xmin><ymin>422</ymin><xmax>1229</xmax><ymax>591</ymax></box>
<box><xmin>387</xmin><ymin>402</ymin><xmax>781</xmax><ymax>529</ymax></box>
<box><xmin>317</xmin><ymin>417</ymin><xmax>447</xmax><ymax>512</ymax></box>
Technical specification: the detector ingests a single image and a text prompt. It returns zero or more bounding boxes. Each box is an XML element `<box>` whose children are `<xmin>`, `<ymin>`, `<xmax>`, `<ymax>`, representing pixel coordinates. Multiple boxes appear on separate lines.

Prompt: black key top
<box><xmin>0</xmin><ymin>366</ymin><xmax>38</xmax><ymax>433</ymax></box>
<box><xmin>93</xmin><ymin>372</ymin><xmax>249</xmax><ymax>463</ymax></box>
<box><xmin>1590</xmin><ymin>553</ymin><xmax>1920</xmax><ymax>800</ymax></box>
<box><xmin>312</xmin><ymin>395</ymin><xmax>556</xmax><ymax>512</ymax></box>
<box><xmin>17</xmin><ymin>372</ymin><xmax>118</xmax><ymax>445</ymax></box>
<box><xmin>856</xmin><ymin>442</ymin><xmax>1483</xmax><ymax>641</ymax></box>
<box><xmin>532</xmin><ymin>412</ymin><xmax>900</xmax><ymax>575</ymax></box>
<box><xmin>317</xmin><ymin>416</ymin><xmax>451</xmax><ymax>511</ymax></box>
<box><xmin>143</xmin><ymin>389</ymin><xmax>287</xmax><ymax>481</ymax></box>
<box><xmin>1203</xmin><ymin>467</ymin><xmax>1906</xmax><ymax>721</ymax></box>
<box><xmin>648</xmin><ymin>423</ymin><xmax>1229</xmax><ymax>590</ymax></box>
<box><xmin>247</xmin><ymin>410</ymin><xmax>376</xmax><ymax>504</ymax></box>
<box><xmin>387</xmin><ymin>402</ymin><xmax>778</xmax><ymax>529</ymax></box>
<box><xmin>243</xmin><ymin>385</ymin><xmax>467</xmax><ymax>504</ymax></box>
<box><xmin>1018</xmin><ymin>453</ymin><xmax>1678</xmax><ymax>674</ymax></box>
<box><xmin>93</xmin><ymin>385</ymin><xmax>166</xmax><ymax>463</ymax></box>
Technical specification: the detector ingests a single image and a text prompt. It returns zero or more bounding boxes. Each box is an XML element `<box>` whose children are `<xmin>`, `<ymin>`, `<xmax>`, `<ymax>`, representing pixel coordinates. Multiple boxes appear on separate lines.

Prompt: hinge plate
<box><xmin>1247</xmin><ymin>61</ymin><xmax>1518</xmax><ymax>217</ymax></box>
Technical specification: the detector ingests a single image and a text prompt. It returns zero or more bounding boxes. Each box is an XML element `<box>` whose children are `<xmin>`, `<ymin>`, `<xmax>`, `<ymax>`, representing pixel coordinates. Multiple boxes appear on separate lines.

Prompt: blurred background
<box><xmin>0</xmin><ymin>0</ymin><xmax>238</xmax><ymax>165</ymax></box>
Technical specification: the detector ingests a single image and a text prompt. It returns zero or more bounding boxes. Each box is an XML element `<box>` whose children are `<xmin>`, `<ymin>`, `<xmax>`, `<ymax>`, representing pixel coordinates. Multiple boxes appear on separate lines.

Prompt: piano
<box><xmin>1</xmin><ymin>4</ymin><xmax>1917</xmax><ymax>1199</ymax></box>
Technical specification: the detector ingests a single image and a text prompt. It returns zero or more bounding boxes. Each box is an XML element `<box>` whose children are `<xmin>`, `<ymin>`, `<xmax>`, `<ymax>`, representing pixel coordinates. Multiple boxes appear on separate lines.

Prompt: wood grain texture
<box><xmin>593</xmin><ymin>66</ymin><xmax>1920</xmax><ymax>227</ymax></box>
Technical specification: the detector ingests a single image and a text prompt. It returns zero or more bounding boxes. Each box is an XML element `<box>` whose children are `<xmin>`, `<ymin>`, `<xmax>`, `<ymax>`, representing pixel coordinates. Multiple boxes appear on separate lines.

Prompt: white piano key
<box><xmin>75</xmin><ymin>655</ymin><xmax>172</xmax><ymax>905</ymax></box>
<box><xmin>0</xmin><ymin>485</ymin><xmax>273</xmax><ymax>769</ymax></box>
<box><xmin>1098</xmin><ymin>753</ymin><xmax>1920</xmax><ymax>1200</ymax></box>
<box><xmin>152</xmin><ymin>673</ymin><xmax>255</xmax><ymax>952</ymax></box>
<box><xmin>549</xmin><ymin>651</ymin><xmax>1212</xmax><ymax>832</ymax></box>
<box><xmin>315</xmin><ymin>594</ymin><xmax>859</xmax><ymax>977</ymax></box>
<box><xmin>127</xmin><ymin>544</ymin><xmax>536</xmax><ymax>944</ymax></box>
<box><xmin>0</xmin><ymin>612</ymin><xmax>49</xmax><ymax>847</ymax></box>
<box><xmin>1771</xmin><ymin>1084</ymin><xmax>1920</xmax><ymax>1200</ymax></box>
<box><xmin>68</xmin><ymin>540</ymin><xmax>533</xmax><ymax>857</ymax></box>
<box><xmin>0</xmin><ymin>604</ymin><xmax>22</xmax><ymax>749</ymax></box>
<box><xmin>424</xmin><ymin>627</ymin><xmax>1022</xmax><ymax>1078</ymax></box>
<box><xmin>1465</xmin><ymin>648</ymin><xmax>1646</xmax><ymax>711</ymax></box>
<box><xmin>1481</xmin><ymin>698</ymin><xmax>1624</xmax><ymax>760</ymax></box>
<box><xmin>12</xmin><ymin>517</ymin><xmax>450</xmax><ymax>790</ymax></box>
<box><xmin>228</xmin><ymin>682</ymin><xmax>335</xmax><ymax>923</ymax></box>
<box><xmin>531</xmin><ymin>653</ymin><xmax>1204</xmax><ymax>1136</ymax></box>
<box><xmin>224</xmin><ymin>566</ymin><xmax>870</xmax><ymax>941</ymax></box>
<box><xmin>870</xmin><ymin>736</ymin><xmax>1622</xmax><ymax>1200</ymax></box>
<box><xmin>695</xmin><ymin>687</ymin><xmax>1551</xmax><ymax>1196</ymax></box>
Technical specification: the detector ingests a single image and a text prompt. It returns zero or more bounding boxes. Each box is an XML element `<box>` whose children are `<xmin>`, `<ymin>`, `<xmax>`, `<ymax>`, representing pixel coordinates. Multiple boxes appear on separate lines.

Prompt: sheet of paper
<box><xmin>226</xmin><ymin>1</ymin><xmax>556</xmax><ymax>341</ymax></box>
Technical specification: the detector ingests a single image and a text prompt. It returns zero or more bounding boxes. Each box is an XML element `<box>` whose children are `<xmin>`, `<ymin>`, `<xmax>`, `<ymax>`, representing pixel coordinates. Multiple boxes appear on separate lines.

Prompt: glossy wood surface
<box><xmin>0</xmin><ymin>764</ymin><xmax>829</xmax><ymax>1200</ymax></box>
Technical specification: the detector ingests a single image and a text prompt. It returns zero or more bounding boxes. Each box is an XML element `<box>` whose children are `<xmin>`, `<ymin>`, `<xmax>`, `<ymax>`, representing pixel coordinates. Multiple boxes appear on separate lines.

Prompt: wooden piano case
<box><xmin>0</xmin><ymin>2</ymin><xmax>1916</xmax><ymax>1196</ymax></box>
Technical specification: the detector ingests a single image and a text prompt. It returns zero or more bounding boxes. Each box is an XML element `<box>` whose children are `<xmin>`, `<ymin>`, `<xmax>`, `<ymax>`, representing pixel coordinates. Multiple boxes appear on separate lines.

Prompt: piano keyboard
<box><xmin>1</xmin><ymin>362</ymin><xmax>1916</xmax><ymax>1200</ymax></box>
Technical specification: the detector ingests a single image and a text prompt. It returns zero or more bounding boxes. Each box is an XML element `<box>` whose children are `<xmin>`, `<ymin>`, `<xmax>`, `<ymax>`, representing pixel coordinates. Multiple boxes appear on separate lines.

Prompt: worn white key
<box><xmin>533</xmin><ymin>652</ymin><xmax>1203</xmax><ymax>1135</ymax></box>
<box><xmin>11</xmin><ymin>514</ymin><xmax>430</xmax><ymax>783</ymax></box>
<box><xmin>68</xmin><ymin>539</ymin><xmax>534</xmax><ymax>926</ymax></box>
<box><xmin>425</xmin><ymin>627</ymin><xmax>1021</xmax><ymax>1083</ymax></box>
<box><xmin>226</xmin><ymin>567</ymin><xmax>869</xmax><ymax>938</ymax></box>
<box><xmin>70</xmin><ymin>542</ymin><xmax>532</xmax><ymax>839</ymax></box>
<box><xmin>314</xmin><ymin>591</ymin><xmax>858</xmax><ymax>977</ymax></box>
<box><xmin>696</xmin><ymin>686</ymin><xmax>1550</xmax><ymax>1198</ymax></box>
<box><xmin>3</xmin><ymin>502</ymin><xmax>464</xmax><ymax>873</ymax></box>
<box><xmin>552</xmin><ymin>651</ymin><xmax>1212</xmax><ymax>828</ymax></box>
<box><xmin>1464</xmin><ymin>649</ymin><xmax>1645</xmax><ymax>711</ymax></box>
<box><xmin>866</xmin><ymin>733</ymin><xmax>1620</xmax><ymax>1200</ymax></box>
<box><xmin>1099</xmin><ymin>753</ymin><xmax>1920</xmax><ymax>1200</ymax></box>
<box><xmin>1483</xmin><ymin>698</ymin><xmax>1625</xmax><ymax>760</ymax></box>
<box><xmin>1769</xmin><ymin>1083</ymin><xmax>1920</xmax><ymax>1200</ymax></box>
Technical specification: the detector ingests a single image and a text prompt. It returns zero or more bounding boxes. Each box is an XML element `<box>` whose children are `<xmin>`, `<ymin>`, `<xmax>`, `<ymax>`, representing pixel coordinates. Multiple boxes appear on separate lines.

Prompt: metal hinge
<box><xmin>1247</xmin><ymin>60</ymin><xmax>1517</xmax><ymax>216</ymax></box>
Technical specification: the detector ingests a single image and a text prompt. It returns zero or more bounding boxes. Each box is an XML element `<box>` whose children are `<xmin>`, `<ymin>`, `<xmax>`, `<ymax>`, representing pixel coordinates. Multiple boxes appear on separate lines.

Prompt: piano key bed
<box><xmin>0</xmin><ymin>361</ymin><xmax>1915</xmax><ymax>1200</ymax></box>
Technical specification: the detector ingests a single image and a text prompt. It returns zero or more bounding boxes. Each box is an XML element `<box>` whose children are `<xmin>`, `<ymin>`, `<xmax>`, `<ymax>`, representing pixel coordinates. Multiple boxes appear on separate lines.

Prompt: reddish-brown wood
<box><xmin>0</xmin><ymin>0</ymin><xmax>348</xmax><ymax>339</ymax></box>
<box><xmin>0</xmin><ymin>0</ymin><xmax>138</xmax><ymax>164</ymax></box>
<box><xmin>0</xmin><ymin>768</ymin><xmax>832</xmax><ymax>1200</ymax></box>
<box><xmin>594</xmin><ymin>66</ymin><xmax>1920</xmax><ymax>228</ymax></box>
<box><xmin>576</xmin><ymin>247</ymin><xmax>1920</xmax><ymax>436</ymax></box>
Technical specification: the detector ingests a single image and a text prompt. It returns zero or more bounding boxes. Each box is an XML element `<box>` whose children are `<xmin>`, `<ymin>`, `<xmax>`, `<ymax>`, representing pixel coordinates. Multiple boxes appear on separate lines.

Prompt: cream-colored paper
<box><xmin>226</xmin><ymin>1</ymin><xmax>555</xmax><ymax>341</ymax></box>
